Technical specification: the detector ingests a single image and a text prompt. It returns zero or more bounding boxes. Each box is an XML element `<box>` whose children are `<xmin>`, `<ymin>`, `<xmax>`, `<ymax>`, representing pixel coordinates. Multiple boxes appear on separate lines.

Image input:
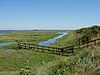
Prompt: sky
<box><xmin>0</xmin><ymin>0</ymin><xmax>100</xmax><ymax>30</ymax></box>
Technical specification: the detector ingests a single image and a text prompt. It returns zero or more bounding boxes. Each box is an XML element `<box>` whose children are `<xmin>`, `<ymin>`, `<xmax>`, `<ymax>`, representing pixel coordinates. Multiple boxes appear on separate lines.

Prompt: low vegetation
<box><xmin>52</xmin><ymin>25</ymin><xmax>100</xmax><ymax>47</ymax></box>
<box><xmin>75</xmin><ymin>25</ymin><xmax>100</xmax><ymax>44</ymax></box>
<box><xmin>37</xmin><ymin>45</ymin><xmax>100</xmax><ymax>75</ymax></box>
<box><xmin>0</xmin><ymin>26</ymin><xmax>100</xmax><ymax>75</ymax></box>
<box><xmin>39</xmin><ymin>25</ymin><xmax>100</xmax><ymax>75</ymax></box>
<box><xmin>0</xmin><ymin>49</ymin><xmax>62</xmax><ymax>75</ymax></box>
<box><xmin>0</xmin><ymin>30</ymin><xmax>64</xmax><ymax>75</ymax></box>
<box><xmin>0</xmin><ymin>31</ymin><xmax>60</xmax><ymax>44</ymax></box>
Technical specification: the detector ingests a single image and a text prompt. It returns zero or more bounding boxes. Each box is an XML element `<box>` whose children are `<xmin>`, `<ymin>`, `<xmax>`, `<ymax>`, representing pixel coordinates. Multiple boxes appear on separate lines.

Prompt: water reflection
<box><xmin>0</xmin><ymin>42</ymin><xmax>16</xmax><ymax>46</ymax></box>
<box><xmin>38</xmin><ymin>32</ymin><xmax>67</xmax><ymax>46</ymax></box>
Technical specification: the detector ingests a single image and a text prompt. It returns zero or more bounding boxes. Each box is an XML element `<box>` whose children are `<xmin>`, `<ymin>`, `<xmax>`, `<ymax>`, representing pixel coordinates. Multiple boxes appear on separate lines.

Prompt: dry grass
<box><xmin>37</xmin><ymin>45</ymin><xmax>100</xmax><ymax>75</ymax></box>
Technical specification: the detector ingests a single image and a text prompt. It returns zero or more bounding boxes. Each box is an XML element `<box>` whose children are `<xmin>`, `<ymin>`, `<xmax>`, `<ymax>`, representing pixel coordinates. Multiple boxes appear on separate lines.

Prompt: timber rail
<box><xmin>17</xmin><ymin>38</ymin><xmax>100</xmax><ymax>56</ymax></box>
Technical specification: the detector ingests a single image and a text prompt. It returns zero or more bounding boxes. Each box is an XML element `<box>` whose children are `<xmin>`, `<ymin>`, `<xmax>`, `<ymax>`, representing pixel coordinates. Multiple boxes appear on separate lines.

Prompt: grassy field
<box><xmin>0</xmin><ymin>30</ymin><xmax>66</xmax><ymax>75</ymax></box>
<box><xmin>0</xmin><ymin>28</ymin><xmax>100</xmax><ymax>75</ymax></box>
<box><xmin>0</xmin><ymin>30</ymin><xmax>61</xmax><ymax>44</ymax></box>
<box><xmin>0</xmin><ymin>49</ymin><xmax>62</xmax><ymax>75</ymax></box>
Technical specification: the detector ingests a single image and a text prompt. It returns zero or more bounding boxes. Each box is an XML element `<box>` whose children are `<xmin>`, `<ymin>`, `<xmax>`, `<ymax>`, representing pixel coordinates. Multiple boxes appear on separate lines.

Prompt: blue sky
<box><xmin>0</xmin><ymin>0</ymin><xmax>100</xmax><ymax>30</ymax></box>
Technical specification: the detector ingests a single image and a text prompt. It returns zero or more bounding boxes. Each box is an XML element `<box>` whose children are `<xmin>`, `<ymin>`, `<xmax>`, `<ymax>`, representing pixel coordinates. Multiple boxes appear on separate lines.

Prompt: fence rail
<box><xmin>17</xmin><ymin>38</ymin><xmax>100</xmax><ymax>56</ymax></box>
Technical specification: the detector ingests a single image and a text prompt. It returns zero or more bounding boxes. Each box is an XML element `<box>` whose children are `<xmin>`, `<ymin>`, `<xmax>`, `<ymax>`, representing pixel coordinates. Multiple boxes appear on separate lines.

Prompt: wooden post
<box><xmin>58</xmin><ymin>48</ymin><xmax>61</xmax><ymax>55</ymax></box>
<box><xmin>42</xmin><ymin>46</ymin><xmax>44</xmax><ymax>52</ymax></box>
<box><xmin>94</xmin><ymin>40</ymin><xmax>96</xmax><ymax>45</ymax></box>
<box><xmin>77</xmin><ymin>42</ymin><xmax>80</xmax><ymax>48</ymax></box>
<box><xmin>24</xmin><ymin>43</ymin><xmax>26</xmax><ymax>49</ymax></box>
<box><xmin>18</xmin><ymin>42</ymin><xmax>21</xmax><ymax>49</ymax></box>
<box><xmin>48</xmin><ymin>47</ymin><xmax>49</xmax><ymax>52</ymax></box>
<box><xmin>29</xmin><ymin>45</ymin><xmax>31</xmax><ymax>50</ymax></box>
<box><xmin>87</xmin><ymin>42</ymin><xmax>88</xmax><ymax>47</ymax></box>
<box><xmin>60</xmin><ymin>48</ymin><xmax>64</xmax><ymax>55</ymax></box>
<box><xmin>78</xmin><ymin>42</ymin><xmax>81</xmax><ymax>48</ymax></box>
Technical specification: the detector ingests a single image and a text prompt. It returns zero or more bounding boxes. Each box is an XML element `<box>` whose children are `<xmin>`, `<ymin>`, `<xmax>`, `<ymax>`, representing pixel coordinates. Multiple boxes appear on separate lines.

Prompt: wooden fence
<box><xmin>17</xmin><ymin>38</ymin><xmax>100</xmax><ymax>56</ymax></box>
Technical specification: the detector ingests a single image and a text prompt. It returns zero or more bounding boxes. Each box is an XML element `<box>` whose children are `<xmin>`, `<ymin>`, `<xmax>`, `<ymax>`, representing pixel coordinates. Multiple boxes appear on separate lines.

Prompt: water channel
<box><xmin>0</xmin><ymin>32</ymin><xmax>67</xmax><ymax>47</ymax></box>
<box><xmin>38</xmin><ymin>32</ymin><xmax>67</xmax><ymax>46</ymax></box>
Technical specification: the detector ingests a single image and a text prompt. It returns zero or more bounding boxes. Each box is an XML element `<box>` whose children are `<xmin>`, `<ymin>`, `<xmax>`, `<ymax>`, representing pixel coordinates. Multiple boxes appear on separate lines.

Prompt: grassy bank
<box><xmin>51</xmin><ymin>31</ymin><xmax>77</xmax><ymax>47</ymax></box>
<box><xmin>38</xmin><ymin>44</ymin><xmax>100</xmax><ymax>75</ymax></box>
<box><xmin>37</xmin><ymin>25</ymin><xmax>100</xmax><ymax>75</ymax></box>
<box><xmin>52</xmin><ymin>25</ymin><xmax>100</xmax><ymax>47</ymax></box>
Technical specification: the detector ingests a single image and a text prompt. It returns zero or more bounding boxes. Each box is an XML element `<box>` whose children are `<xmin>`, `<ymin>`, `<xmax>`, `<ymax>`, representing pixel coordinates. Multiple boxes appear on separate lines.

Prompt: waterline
<box><xmin>38</xmin><ymin>32</ymin><xmax>67</xmax><ymax>46</ymax></box>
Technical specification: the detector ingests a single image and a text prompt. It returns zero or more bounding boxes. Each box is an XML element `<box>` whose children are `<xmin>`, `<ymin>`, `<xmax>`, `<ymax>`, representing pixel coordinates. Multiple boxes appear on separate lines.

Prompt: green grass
<box><xmin>0</xmin><ymin>71</ymin><xmax>19</xmax><ymax>75</ymax></box>
<box><xmin>0</xmin><ymin>30</ymin><xmax>67</xmax><ymax>75</ymax></box>
<box><xmin>37</xmin><ymin>45</ymin><xmax>100</xmax><ymax>75</ymax></box>
<box><xmin>0</xmin><ymin>31</ymin><xmax>61</xmax><ymax>44</ymax></box>
<box><xmin>0</xmin><ymin>29</ymin><xmax>99</xmax><ymax>75</ymax></box>
<box><xmin>0</xmin><ymin>49</ymin><xmax>62</xmax><ymax>74</ymax></box>
<box><xmin>52</xmin><ymin>31</ymin><xmax>77</xmax><ymax>47</ymax></box>
<box><xmin>37</xmin><ymin>27</ymin><xmax>100</xmax><ymax>75</ymax></box>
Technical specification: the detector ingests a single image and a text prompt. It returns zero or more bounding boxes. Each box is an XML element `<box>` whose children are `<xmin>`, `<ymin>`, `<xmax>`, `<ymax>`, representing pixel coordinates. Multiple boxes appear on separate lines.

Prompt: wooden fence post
<box><xmin>87</xmin><ymin>42</ymin><xmax>88</xmax><ymax>47</ymax></box>
<box><xmin>42</xmin><ymin>46</ymin><xmax>44</xmax><ymax>52</ymax></box>
<box><xmin>60</xmin><ymin>48</ymin><xmax>64</xmax><ymax>55</ymax></box>
<box><xmin>94</xmin><ymin>40</ymin><xmax>96</xmax><ymax>45</ymax></box>
<box><xmin>17</xmin><ymin>42</ymin><xmax>21</xmax><ymax>49</ymax></box>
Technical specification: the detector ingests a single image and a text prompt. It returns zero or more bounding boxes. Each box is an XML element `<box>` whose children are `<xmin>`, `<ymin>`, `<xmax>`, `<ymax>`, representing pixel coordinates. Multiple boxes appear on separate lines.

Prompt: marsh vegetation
<box><xmin>0</xmin><ymin>26</ymin><xmax>100</xmax><ymax>75</ymax></box>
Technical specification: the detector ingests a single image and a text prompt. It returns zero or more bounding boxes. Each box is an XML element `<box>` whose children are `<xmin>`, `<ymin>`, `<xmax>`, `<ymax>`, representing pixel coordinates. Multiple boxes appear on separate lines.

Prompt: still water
<box><xmin>38</xmin><ymin>32</ymin><xmax>67</xmax><ymax>46</ymax></box>
<box><xmin>0</xmin><ymin>32</ymin><xmax>67</xmax><ymax>47</ymax></box>
<box><xmin>0</xmin><ymin>42</ymin><xmax>16</xmax><ymax>47</ymax></box>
